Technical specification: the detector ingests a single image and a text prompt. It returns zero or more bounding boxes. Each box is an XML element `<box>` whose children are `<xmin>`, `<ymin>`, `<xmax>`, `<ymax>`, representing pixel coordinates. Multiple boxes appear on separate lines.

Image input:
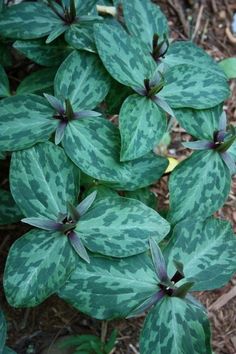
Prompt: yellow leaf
<box><xmin>165</xmin><ymin>157</ymin><xmax>179</xmax><ymax>173</ymax></box>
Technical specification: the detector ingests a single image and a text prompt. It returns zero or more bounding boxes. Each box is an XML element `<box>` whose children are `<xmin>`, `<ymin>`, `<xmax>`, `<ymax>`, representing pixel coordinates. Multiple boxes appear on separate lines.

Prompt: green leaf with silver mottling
<box><xmin>164</xmin><ymin>217</ymin><xmax>236</xmax><ymax>291</ymax></box>
<box><xmin>120</xmin><ymin>94</ymin><xmax>166</xmax><ymax>161</ymax></box>
<box><xmin>0</xmin><ymin>95</ymin><xmax>57</xmax><ymax>152</ymax></box>
<box><xmin>16</xmin><ymin>67</ymin><xmax>57</xmax><ymax>95</ymax></box>
<box><xmin>159</xmin><ymin>64</ymin><xmax>229</xmax><ymax>109</ymax></box>
<box><xmin>140</xmin><ymin>297</ymin><xmax>212</xmax><ymax>354</ymax></box>
<box><xmin>0</xmin><ymin>189</ymin><xmax>23</xmax><ymax>225</ymax></box>
<box><xmin>63</xmin><ymin>117</ymin><xmax>168</xmax><ymax>190</ymax></box>
<box><xmin>10</xmin><ymin>142</ymin><xmax>80</xmax><ymax>218</ymax></box>
<box><xmin>0</xmin><ymin>65</ymin><xmax>10</xmax><ymax>98</ymax></box>
<box><xmin>0</xmin><ymin>3</ymin><xmax>63</xmax><ymax>39</ymax></box>
<box><xmin>0</xmin><ymin>310</ymin><xmax>7</xmax><ymax>352</ymax></box>
<box><xmin>174</xmin><ymin>104</ymin><xmax>223</xmax><ymax>140</ymax></box>
<box><xmin>58</xmin><ymin>252</ymin><xmax>158</xmax><ymax>319</ymax></box>
<box><xmin>122</xmin><ymin>0</ymin><xmax>168</xmax><ymax>51</ymax></box>
<box><xmin>65</xmin><ymin>25</ymin><xmax>96</xmax><ymax>52</ymax></box>
<box><xmin>4</xmin><ymin>228</ymin><xmax>77</xmax><ymax>307</ymax></box>
<box><xmin>94</xmin><ymin>22</ymin><xmax>156</xmax><ymax>87</ymax></box>
<box><xmin>55</xmin><ymin>50</ymin><xmax>110</xmax><ymax>110</ymax></box>
<box><xmin>76</xmin><ymin>196</ymin><xmax>170</xmax><ymax>257</ymax></box>
<box><xmin>124</xmin><ymin>188</ymin><xmax>157</xmax><ymax>210</ymax></box>
<box><xmin>229</xmin><ymin>141</ymin><xmax>236</xmax><ymax>161</ymax></box>
<box><xmin>83</xmin><ymin>185</ymin><xmax>118</xmax><ymax>201</ymax></box>
<box><xmin>75</xmin><ymin>0</ymin><xmax>98</xmax><ymax>14</ymax></box>
<box><xmin>168</xmin><ymin>150</ymin><xmax>231</xmax><ymax>225</ymax></box>
<box><xmin>13</xmin><ymin>39</ymin><xmax>72</xmax><ymax>67</ymax></box>
<box><xmin>163</xmin><ymin>41</ymin><xmax>226</xmax><ymax>78</ymax></box>
<box><xmin>105</xmin><ymin>79</ymin><xmax>133</xmax><ymax>115</ymax></box>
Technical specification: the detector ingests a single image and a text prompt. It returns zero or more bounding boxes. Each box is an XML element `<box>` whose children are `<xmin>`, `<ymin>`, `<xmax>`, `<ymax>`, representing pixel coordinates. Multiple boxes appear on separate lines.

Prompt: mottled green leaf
<box><xmin>83</xmin><ymin>185</ymin><xmax>118</xmax><ymax>201</ymax></box>
<box><xmin>219</xmin><ymin>58</ymin><xmax>236</xmax><ymax>79</ymax></box>
<box><xmin>0</xmin><ymin>65</ymin><xmax>10</xmax><ymax>98</ymax></box>
<box><xmin>65</xmin><ymin>25</ymin><xmax>96</xmax><ymax>52</ymax></box>
<box><xmin>120</xmin><ymin>94</ymin><xmax>166</xmax><ymax>161</ymax></box>
<box><xmin>124</xmin><ymin>188</ymin><xmax>157</xmax><ymax>210</ymax></box>
<box><xmin>174</xmin><ymin>105</ymin><xmax>223</xmax><ymax>140</ymax></box>
<box><xmin>10</xmin><ymin>142</ymin><xmax>80</xmax><ymax>218</ymax></box>
<box><xmin>4</xmin><ymin>228</ymin><xmax>77</xmax><ymax>307</ymax></box>
<box><xmin>63</xmin><ymin>117</ymin><xmax>168</xmax><ymax>190</ymax></box>
<box><xmin>140</xmin><ymin>297</ymin><xmax>211</xmax><ymax>354</ymax></box>
<box><xmin>75</xmin><ymin>0</ymin><xmax>98</xmax><ymax>14</ymax></box>
<box><xmin>0</xmin><ymin>95</ymin><xmax>56</xmax><ymax>151</ymax></box>
<box><xmin>76</xmin><ymin>197</ymin><xmax>170</xmax><ymax>257</ymax></box>
<box><xmin>229</xmin><ymin>141</ymin><xmax>236</xmax><ymax>161</ymax></box>
<box><xmin>55</xmin><ymin>50</ymin><xmax>110</xmax><ymax>110</ymax></box>
<box><xmin>105</xmin><ymin>79</ymin><xmax>133</xmax><ymax>115</ymax></box>
<box><xmin>0</xmin><ymin>3</ymin><xmax>63</xmax><ymax>39</ymax></box>
<box><xmin>0</xmin><ymin>189</ymin><xmax>23</xmax><ymax>225</ymax></box>
<box><xmin>122</xmin><ymin>0</ymin><xmax>168</xmax><ymax>51</ymax></box>
<box><xmin>58</xmin><ymin>253</ymin><xmax>158</xmax><ymax>319</ymax></box>
<box><xmin>164</xmin><ymin>217</ymin><xmax>236</xmax><ymax>291</ymax></box>
<box><xmin>13</xmin><ymin>39</ymin><xmax>72</xmax><ymax>67</ymax></box>
<box><xmin>16</xmin><ymin>67</ymin><xmax>57</xmax><ymax>95</ymax></box>
<box><xmin>0</xmin><ymin>310</ymin><xmax>7</xmax><ymax>352</ymax></box>
<box><xmin>94</xmin><ymin>22</ymin><xmax>156</xmax><ymax>87</ymax></box>
<box><xmin>163</xmin><ymin>41</ymin><xmax>226</xmax><ymax>78</ymax></box>
<box><xmin>159</xmin><ymin>64</ymin><xmax>229</xmax><ymax>109</ymax></box>
<box><xmin>168</xmin><ymin>150</ymin><xmax>231</xmax><ymax>224</ymax></box>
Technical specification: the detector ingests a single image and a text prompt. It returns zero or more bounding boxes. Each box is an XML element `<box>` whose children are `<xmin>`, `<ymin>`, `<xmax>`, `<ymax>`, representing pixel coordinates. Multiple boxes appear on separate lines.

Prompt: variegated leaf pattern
<box><xmin>229</xmin><ymin>141</ymin><xmax>236</xmax><ymax>162</ymax></box>
<box><xmin>76</xmin><ymin>197</ymin><xmax>170</xmax><ymax>257</ymax></box>
<box><xmin>0</xmin><ymin>310</ymin><xmax>6</xmax><ymax>353</ymax></box>
<box><xmin>119</xmin><ymin>94</ymin><xmax>166</xmax><ymax>161</ymax></box>
<box><xmin>10</xmin><ymin>142</ymin><xmax>80</xmax><ymax>218</ymax></box>
<box><xmin>0</xmin><ymin>189</ymin><xmax>23</xmax><ymax>225</ymax></box>
<box><xmin>0</xmin><ymin>95</ymin><xmax>57</xmax><ymax>151</ymax></box>
<box><xmin>65</xmin><ymin>25</ymin><xmax>96</xmax><ymax>52</ymax></box>
<box><xmin>122</xmin><ymin>0</ymin><xmax>168</xmax><ymax>51</ymax></box>
<box><xmin>0</xmin><ymin>65</ymin><xmax>10</xmax><ymax>98</ymax></box>
<box><xmin>4</xmin><ymin>229</ymin><xmax>77</xmax><ymax>307</ymax></box>
<box><xmin>74</xmin><ymin>0</ymin><xmax>98</xmax><ymax>14</ymax></box>
<box><xmin>159</xmin><ymin>64</ymin><xmax>229</xmax><ymax>109</ymax></box>
<box><xmin>0</xmin><ymin>2</ymin><xmax>63</xmax><ymax>39</ymax></box>
<box><xmin>168</xmin><ymin>150</ymin><xmax>231</xmax><ymax>225</ymax></box>
<box><xmin>124</xmin><ymin>188</ymin><xmax>157</xmax><ymax>210</ymax></box>
<box><xmin>163</xmin><ymin>41</ymin><xmax>226</xmax><ymax>78</ymax></box>
<box><xmin>63</xmin><ymin>117</ymin><xmax>168</xmax><ymax>190</ymax></box>
<box><xmin>16</xmin><ymin>67</ymin><xmax>57</xmax><ymax>95</ymax></box>
<box><xmin>174</xmin><ymin>104</ymin><xmax>223</xmax><ymax>140</ymax></box>
<box><xmin>164</xmin><ymin>217</ymin><xmax>236</xmax><ymax>291</ymax></box>
<box><xmin>13</xmin><ymin>39</ymin><xmax>72</xmax><ymax>67</ymax></box>
<box><xmin>94</xmin><ymin>22</ymin><xmax>156</xmax><ymax>87</ymax></box>
<box><xmin>140</xmin><ymin>297</ymin><xmax>211</xmax><ymax>354</ymax></box>
<box><xmin>58</xmin><ymin>253</ymin><xmax>159</xmax><ymax>319</ymax></box>
<box><xmin>54</xmin><ymin>50</ymin><xmax>110</xmax><ymax>110</ymax></box>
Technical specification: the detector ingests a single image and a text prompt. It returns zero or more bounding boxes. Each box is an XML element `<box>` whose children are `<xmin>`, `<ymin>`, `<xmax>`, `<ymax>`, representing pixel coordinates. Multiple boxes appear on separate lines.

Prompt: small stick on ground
<box><xmin>192</xmin><ymin>4</ymin><xmax>205</xmax><ymax>41</ymax></box>
<box><xmin>167</xmin><ymin>0</ymin><xmax>190</xmax><ymax>37</ymax></box>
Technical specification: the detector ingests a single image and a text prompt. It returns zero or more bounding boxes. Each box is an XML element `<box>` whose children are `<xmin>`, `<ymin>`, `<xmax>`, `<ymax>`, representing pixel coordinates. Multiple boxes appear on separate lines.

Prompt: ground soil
<box><xmin>0</xmin><ymin>0</ymin><xmax>236</xmax><ymax>353</ymax></box>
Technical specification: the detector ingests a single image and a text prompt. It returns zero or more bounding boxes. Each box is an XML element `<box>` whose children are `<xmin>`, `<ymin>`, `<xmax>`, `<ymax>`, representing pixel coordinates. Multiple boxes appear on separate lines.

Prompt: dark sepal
<box><xmin>76</xmin><ymin>191</ymin><xmax>97</xmax><ymax>216</ymax></box>
<box><xmin>152</xmin><ymin>95</ymin><xmax>175</xmax><ymax>118</ymax></box>
<box><xmin>68</xmin><ymin>230</ymin><xmax>90</xmax><ymax>263</ymax></box>
<box><xmin>21</xmin><ymin>217</ymin><xmax>63</xmax><ymax>231</ymax></box>
<box><xmin>67</xmin><ymin>201</ymin><xmax>80</xmax><ymax>222</ymax></box>
<box><xmin>73</xmin><ymin>110</ymin><xmax>102</xmax><ymax>119</ymax></box>
<box><xmin>183</xmin><ymin>140</ymin><xmax>215</xmax><ymax>150</ymax></box>
<box><xmin>44</xmin><ymin>93</ymin><xmax>64</xmax><ymax>114</ymax></box>
<box><xmin>149</xmin><ymin>238</ymin><xmax>169</xmax><ymax>283</ymax></box>
<box><xmin>55</xmin><ymin>121</ymin><xmax>67</xmax><ymax>145</ymax></box>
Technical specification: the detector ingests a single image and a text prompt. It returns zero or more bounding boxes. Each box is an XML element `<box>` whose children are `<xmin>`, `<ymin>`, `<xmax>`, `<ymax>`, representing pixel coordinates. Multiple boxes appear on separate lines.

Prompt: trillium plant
<box><xmin>0</xmin><ymin>0</ymin><xmax>236</xmax><ymax>353</ymax></box>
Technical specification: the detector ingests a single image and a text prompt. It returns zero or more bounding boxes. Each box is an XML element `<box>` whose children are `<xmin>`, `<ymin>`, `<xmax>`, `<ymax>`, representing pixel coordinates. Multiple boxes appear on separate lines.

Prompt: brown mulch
<box><xmin>0</xmin><ymin>0</ymin><xmax>236</xmax><ymax>353</ymax></box>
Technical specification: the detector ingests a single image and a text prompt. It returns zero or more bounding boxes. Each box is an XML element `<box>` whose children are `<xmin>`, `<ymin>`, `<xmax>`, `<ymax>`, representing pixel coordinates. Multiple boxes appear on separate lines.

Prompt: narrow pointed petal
<box><xmin>149</xmin><ymin>238</ymin><xmax>168</xmax><ymax>282</ymax></box>
<box><xmin>44</xmin><ymin>93</ymin><xmax>64</xmax><ymax>114</ymax></box>
<box><xmin>76</xmin><ymin>191</ymin><xmax>97</xmax><ymax>216</ymax></box>
<box><xmin>152</xmin><ymin>95</ymin><xmax>175</xmax><ymax>118</ymax></box>
<box><xmin>131</xmin><ymin>86</ymin><xmax>147</xmax><ymax>96</ymax></box>
<box><xmin>21</xmin><ymin>217</ymin><xmax>62</xmax><ymax>231</ymax></box>
<box><xmin>216</xmin><ymin>130</ymin><xmax>226</xmax><ymax>143</ymax></box>
<box><xmin>218</xmin><ymin>111</ymin><xmax>227</xmax><ymax>131</ymax></box>
<box><xmin>127</xmin><ymin>290</ymin><xmax>165</xmax><ymax>318</ymax></box>
<box><xmin>73</xmin><ymin>110</ymin><xmax>102</xmax><ymax>119</ymax></box>
<box><xmin>221</xmin><ymin>152</ymin><xmax>236</xmax><ymax>175</ymax></box>
<box><xmin>67</xmin><ymin>202</ymin><xmax>80</xmax><ymax>222</ymax></box>
<box><xmin>69</xmin><ymin>231</ymin><xmax>90</xmax><ymax>263</ymax></box>
<box><xmin>55</xmin><ymin>121</ymin><xmax>67</xmax><ymax>145</ymax></box>
<box><xmin>183</xmin><ymin>140</ymin><xmax>214</xmax><ymax>150</ymax></box>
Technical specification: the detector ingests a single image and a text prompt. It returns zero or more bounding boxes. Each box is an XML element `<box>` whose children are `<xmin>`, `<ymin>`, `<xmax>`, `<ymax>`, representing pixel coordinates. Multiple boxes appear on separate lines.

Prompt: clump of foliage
<box><xmin>0</xmin><ymin>0</ymin><xmax>236</xmax><ymax>353</ymax></box>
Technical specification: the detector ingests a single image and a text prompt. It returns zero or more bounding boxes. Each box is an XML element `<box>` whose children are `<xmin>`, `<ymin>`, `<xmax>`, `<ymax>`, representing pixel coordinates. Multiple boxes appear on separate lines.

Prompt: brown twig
<box><xmin>210</xmin><ymin>0</ymin><xmax>217</xmax><ymax>13</ymax></box>
<box><xmin>191</xmin><ymin>4</ymin><xmax>205</xmax><ymax>41</ymax></box>
<box><xmin>167</xmin><ymin>0</ymin><xmax>190</xmax><ymax>37</ymax></box>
